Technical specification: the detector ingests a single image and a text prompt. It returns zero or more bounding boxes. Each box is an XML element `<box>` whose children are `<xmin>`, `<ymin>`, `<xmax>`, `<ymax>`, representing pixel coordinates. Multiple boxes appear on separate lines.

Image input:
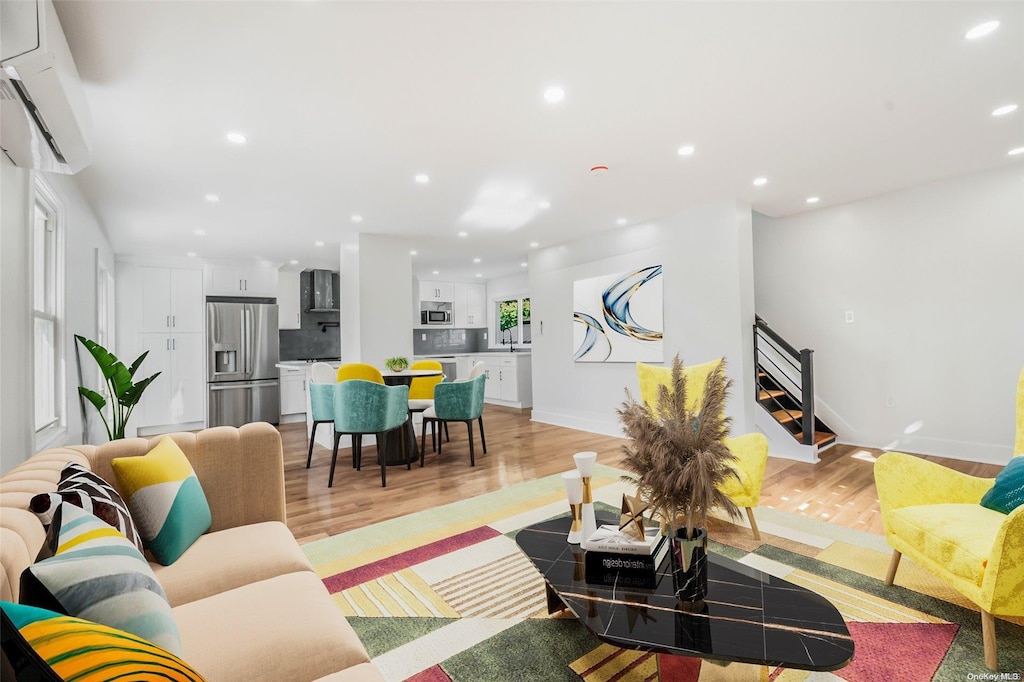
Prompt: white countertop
<box><xmin>414</xmin><ymin>351</ymin><xmax>531</xmax><ymax>358</ymax></box>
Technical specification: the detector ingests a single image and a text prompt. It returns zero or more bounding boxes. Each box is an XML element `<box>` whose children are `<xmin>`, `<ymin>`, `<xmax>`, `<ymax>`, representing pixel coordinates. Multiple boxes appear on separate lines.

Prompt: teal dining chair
<box><xmin>306</xmin><ymin>362</ymin><xmax>339</xmax><ymax>469</ymax></box>
<box><xmin>420</xmin><ymin>373</ymin><xmax>487</xmax><ymax>467</ymax></box>
<box><xmin>331</xmin><ymin>380</ymin><xmax>410</xmax><ymax>488</ymax></box>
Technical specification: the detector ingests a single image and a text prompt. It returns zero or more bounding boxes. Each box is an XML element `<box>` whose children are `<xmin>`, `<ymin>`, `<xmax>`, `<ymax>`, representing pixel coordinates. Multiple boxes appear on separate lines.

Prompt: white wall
<box><xmin>1</xmin><ymin>155</ymin><xmax>34</xmax><ymax>474</ymax></box>
<box><xmin>753</xmin><ymin>163</ymin><xmax>1024</xmax><ymax>464</ymax></box>
<box><xmin>0</xmin><ymin>158</ymin><xmax>115</xmax><ymax>473</ymax></box>
<box><xmin>348</xmin><ymin>234</ymin><xmax>415</xmax><ymax>367</ymax></box>
<box><xmin>530</xmin><ymin>200</ymin><xmax>757</xmax><ymax>438</ymax></box>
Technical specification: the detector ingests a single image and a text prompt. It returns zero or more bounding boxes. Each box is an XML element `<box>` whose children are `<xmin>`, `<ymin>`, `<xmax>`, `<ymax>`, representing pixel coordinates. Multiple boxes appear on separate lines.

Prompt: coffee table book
<box><xmin>582</xmin><ymin>524</ymin><xmax>663</xmax><ymax>555</ymax></box>
<box><xmin>584</xmin><ymin>537</ymin><xmax>669</xmax><ymax>588</ymax></box>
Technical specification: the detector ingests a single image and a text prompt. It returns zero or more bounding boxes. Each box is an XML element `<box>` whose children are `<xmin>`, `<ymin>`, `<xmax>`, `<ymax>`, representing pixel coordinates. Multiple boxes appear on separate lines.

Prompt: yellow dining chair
<box><xmin>336</xmin><ymin>363</ymin><xmax>384</xmax><ymax>384</ymax></box>
<box><xmin>636</xmin><ymin>359</ymin><xmax>769</xmax><ymax>540</ymax></box>
<box><xmin>874</xmin><ymin>367</ymin><xmax>1024</xmax><ymax>670</ymax></box>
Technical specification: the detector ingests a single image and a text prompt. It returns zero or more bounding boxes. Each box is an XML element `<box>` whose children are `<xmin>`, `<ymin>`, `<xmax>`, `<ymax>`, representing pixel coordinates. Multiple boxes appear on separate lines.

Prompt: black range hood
<box><xmin>307</xmin><ymin>269</ymin><xmax>339</xmax><ymax>312</ymax></box>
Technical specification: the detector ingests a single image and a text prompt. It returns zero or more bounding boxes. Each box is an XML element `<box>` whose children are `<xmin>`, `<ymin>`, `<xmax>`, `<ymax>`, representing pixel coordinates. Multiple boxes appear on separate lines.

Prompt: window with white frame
<box><xmin>494</xmin><ymin>296</ymin><xmax>531</xmax><ymax>347</ymax></box>
<box><xmin>32</xmin><ymin>181</ymin><xmax>65</xmax><ymax>446</ymax></box>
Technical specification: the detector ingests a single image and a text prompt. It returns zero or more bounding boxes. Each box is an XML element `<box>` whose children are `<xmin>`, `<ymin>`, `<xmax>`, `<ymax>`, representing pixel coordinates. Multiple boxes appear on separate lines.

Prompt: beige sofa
<box><xmin>0</xmin><ymin>423</ymin><xmax>384</xmax><ymax>682</ymax></box>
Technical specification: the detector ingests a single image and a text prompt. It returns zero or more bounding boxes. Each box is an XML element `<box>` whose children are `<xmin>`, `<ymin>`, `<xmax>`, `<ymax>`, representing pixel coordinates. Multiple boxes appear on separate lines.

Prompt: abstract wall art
<box><xmin>573</xmin><ymin>265</ymin><xmax>664</xmax><ymax>363</ymax></box>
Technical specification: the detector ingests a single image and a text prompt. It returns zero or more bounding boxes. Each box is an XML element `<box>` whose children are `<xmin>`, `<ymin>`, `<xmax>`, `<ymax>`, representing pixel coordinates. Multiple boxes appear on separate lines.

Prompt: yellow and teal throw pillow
<box><xmin>19</xmin><ymin>502</ymin><xmax>182</xmax><ymax>655</ymax></box>
<box><xmin>1</xmin><ymin>601</ymin><xmax>205</xmax><ymax>681</ymax></box>
<box><xmin>111</xmin><ymin>436</ymin><xmax>212</xmax><ymax>566</ymax></box>
<box><xmin>980</xmin><ymin>456</ymin><xmax>1024</xmax><ymax>515</ymax></box>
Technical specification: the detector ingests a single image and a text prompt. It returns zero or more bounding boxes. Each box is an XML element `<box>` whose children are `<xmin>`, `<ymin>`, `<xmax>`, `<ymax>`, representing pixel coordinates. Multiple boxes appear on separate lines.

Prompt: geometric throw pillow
<box><xmin>1</xmin><ymin>601</ymin><xmax>206</xmax><ymax>682</ymax></box>
<box><xmin>29</xmin><ymin>462</ymin><xmax>145</xmax><ymax>554</ymax></box>
<box><xmin>19</xmin><ymin>503</ymin><xmax>182</xmax><ymax>656</ymax></box>
<box><xmin>111</xmin><ymin>436</ymin><xmax>212</xmax><ymax>566</ymax></box>
<box><xmin>980</xmin><ymin>455</ymin><xmax>1024</xmax><ymax>515</ymax></box>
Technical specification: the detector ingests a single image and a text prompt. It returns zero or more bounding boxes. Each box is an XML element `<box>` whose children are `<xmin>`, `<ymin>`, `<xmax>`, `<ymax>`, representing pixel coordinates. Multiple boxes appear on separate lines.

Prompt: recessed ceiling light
<box><xmin>677</xmin><ymin>145</ymin><xmax>695</xmax><ymax>156</ymax></box>
<box><xmin>475</xmin><ymin>273</ymin><xmax>483</xmax><ymax>278</ymax></box>
<box><xmin>992</xmin><ymin>104</ymin><xmax>1018</xmax><ymax>117</ymax></box>
<box><xmin>410</xmin><ymin>250</ymin><xmax>418</xmax><ymax>256</ymax></box>
<box><xmin>225</xmin><ymin>131</ymin><xmax>247</xmax><ymax>144</ymax></box>
<box><xmin>806</xmin><ymin>197</ymin><xmax>820</xmax><ymax>204</ymax></box>
<box><xmin>432</xmin><ymin>270</ymin><xmax>440</xmax><ymax>275</ymax></box>
<box><xmin>616</xmin><ymin>218</ymin><xmax>627</xmax><ymax>226</ymax></box>
<box><xmin>289</xmin><ymin>259</ymin><xmax>298</xmax><ymax>265</ymax></box>
<box><xmin>520</xmin><ymin>262</ymin><xmax>528</xmax><ymax>267</ymax></box>
<box><xmin>351</xmin><ymin>214</ymin><xmax>363</xmax><ymax>223</ymax></box>
<box><xmin>194</xmin><ymin>229</ymin><xmax>206</xmax><ymax>236</ymax></box>
<box><xmin>473</xmin><ymin>257</ymin><xmax>481</xmax><ymax>263</ymax></box>
<box><xmin>965</xmin><ymin>20</ymin><xmax>999</xmax><ymax>40</ymax></box>
<box><xmin>315</xmin><ymin>240</ymin><xmax>325</xmax><ymax>247</ymax></box>
<box><xmin>1009</xmin><ymin>147</ymin><xmax>1024</xmax><ymax>156</ymax></box>
<box><xmin>538</xmin><ymin>201</ymin><xmax>551</xmax><ymax>210</ymax></box>
<box><xmin>415</xmin><ymin>174</ymin><xmax>429</xmax><ymax>184</ymax></box>
<box><xmin>530</xmin><ymin>241</ymin><xmax>539</xmax><ymax>248</ymax></box>
<box><xmin>204</xmin><ymin>194</ymin><xmax>220</xmax><ymax>203</ymax></box>
<box><xmin>543</xmin><ymin>86</ymin><xmax>565</xmax><ymax>103</ymax></box>
<box><xmin>458</xmin><ymin>231</ymin><xmax>468</xmax><ymax>237</ymax></box>
<box><xmin>186</xmin><ymin>251</ymin><xmax>197</xmax><ymax>258</ymax></box>
<box><xmin>753</xmin><ymin>177</ymin><xmax>768</xmax><ymax>187</ymax></box>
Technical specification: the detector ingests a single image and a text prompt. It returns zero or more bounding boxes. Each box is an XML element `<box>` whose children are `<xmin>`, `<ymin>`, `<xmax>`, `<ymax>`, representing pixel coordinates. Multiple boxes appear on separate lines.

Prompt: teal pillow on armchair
<box><xmin>980</xmin><ymin>456</ymin><xmax>1024</xmax><ymax>514</ymax></box>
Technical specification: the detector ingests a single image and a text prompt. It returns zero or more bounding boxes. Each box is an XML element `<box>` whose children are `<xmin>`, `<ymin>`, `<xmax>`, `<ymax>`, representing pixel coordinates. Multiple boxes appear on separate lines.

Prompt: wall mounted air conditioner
<box><xmin>0</xmin><ymin>0</ymin><xmax>92</xmax><ymax>174</ymax></box>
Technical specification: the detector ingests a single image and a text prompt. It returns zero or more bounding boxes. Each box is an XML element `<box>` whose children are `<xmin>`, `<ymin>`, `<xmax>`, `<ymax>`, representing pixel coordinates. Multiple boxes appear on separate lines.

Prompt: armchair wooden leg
<box><xmin>438</xmin><ymin>422</ymin><xmax>443</xmax><ymax>456</ymax></box>
<box><xmin>478</xmin><ymin>416</ymin><xmax>487</xmax><ymax>454</ymax></box>
<box><xmin>328</xmin><ymin>432</ymin><xmax>342</xmax><ymax>488</ymax></box>
<box><xmin>885</xmin><ymin>550</ymin><xmax>901</xmax><ymax>586</ymax></box>
<box><xmin>420</xmin><ymin>419</ymin><xmax>429</xmax><ymax>466</ymax></box>
<box><xmin>405</xmin><ymin>419</ymin><xmax>414</xmax><ymax>469</ymax></box>
<box><xmin>307</xmin><ymin>421</ymin><xmax>319</xmax><ymax>468</ymax></box>
<box><xmin>466</xmin><ymin>420</ymin><xmax>475</xmax><ymax>467</ymax></box>
<box><xmin>981</xmin><ymin>610</ymin><xmax>998</xmax><ymax>670</ymax></box>
<box><xmin>354</xmin><ymin>434</ymin><xmax>362</xmax><ymax>471</ymax></box>
<box><xmin>378</xmin><ymin>432</ymin><xmax>387</xmax><ymax>488</ymax></box>
<box><xmin>745</xmin><ymin>507</ymin><xmax>761</xmax><ymax>541</ymax></box>
<box><xmin>444</xmin><ymin>422</ymin><xmax>449</xmax><ymax>442</ymax></box>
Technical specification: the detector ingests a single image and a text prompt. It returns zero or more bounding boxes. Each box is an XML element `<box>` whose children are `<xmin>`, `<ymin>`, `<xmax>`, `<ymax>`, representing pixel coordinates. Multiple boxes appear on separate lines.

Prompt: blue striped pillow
<box><xmin>19</xmin><ymin>502</ymin><xmax>182</xmax><ymax>655</ymax></box>
<box><xmin>980</xmin><ymin>456</ymin><xmax>1024</xmax><ymax>515</ymax></box>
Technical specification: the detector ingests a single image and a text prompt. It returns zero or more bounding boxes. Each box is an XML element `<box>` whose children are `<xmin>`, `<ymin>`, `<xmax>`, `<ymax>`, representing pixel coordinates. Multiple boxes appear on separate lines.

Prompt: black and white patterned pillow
<box><xmin>30</xmin><ymin>463</ymin><xmax>144</xmax><ymax>554</ymax></box>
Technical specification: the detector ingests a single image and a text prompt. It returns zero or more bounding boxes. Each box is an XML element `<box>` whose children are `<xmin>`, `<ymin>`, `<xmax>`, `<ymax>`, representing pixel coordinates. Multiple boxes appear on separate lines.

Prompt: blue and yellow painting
<box><xmin>573</xmin><ymin>265</ymin><xmax>663</xmax><ymax>363</ymax></box>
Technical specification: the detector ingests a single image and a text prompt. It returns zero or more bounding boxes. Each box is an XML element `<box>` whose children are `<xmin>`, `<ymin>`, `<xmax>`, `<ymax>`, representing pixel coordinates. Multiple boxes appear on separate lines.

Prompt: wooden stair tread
<box><xmin>759</xmin><ymin>389</ymin><xmax>785</xmax><ymax>400</ymax></box>
<box><xmin>771</xmin><ymin>409</ymin><xmax>802</xmax><ymax>424</ymax></box>
<box><xmin>788</xmin><ymin>431</ymin><xmax>837</xmax><ymax>447</ymax></box>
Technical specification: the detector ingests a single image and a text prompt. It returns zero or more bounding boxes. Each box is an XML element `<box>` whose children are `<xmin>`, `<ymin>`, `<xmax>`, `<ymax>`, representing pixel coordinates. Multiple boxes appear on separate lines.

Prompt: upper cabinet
<box><xmin>278</xmin><ymin>271</ymin><xmax>301</xmax><ymax>330</ymax></box>
<box><xmin>452</xmin><ymin>282</ymin><xmax>487</xmax><ymax>328</ymax></box>
<box><xmin>205</xmin><ymin>263</ymin><xmax>279</xmax><ymax>298</ymax></box>
<box><xmin>138</xmin><ymin>267</ymin><xmax>203</xmax><ymax>334</ymax></box>
<box><xmin>419</xmin><ymin>280</ymin><xmax>453</xmax><ymax>303</ymax></box>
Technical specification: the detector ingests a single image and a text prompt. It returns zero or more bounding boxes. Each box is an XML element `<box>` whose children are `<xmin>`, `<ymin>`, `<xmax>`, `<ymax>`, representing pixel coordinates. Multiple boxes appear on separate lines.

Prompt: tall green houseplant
<box><xmin>75</xmin><ymin>335</ymin><xmax>161</xmax><ymax>441</ymax></box>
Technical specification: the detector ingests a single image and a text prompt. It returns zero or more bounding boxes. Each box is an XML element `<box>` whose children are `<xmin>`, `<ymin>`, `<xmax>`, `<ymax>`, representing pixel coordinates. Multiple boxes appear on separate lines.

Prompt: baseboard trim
<box><xmin>846</xmin><ymin>436</ymin><xmax>1014</xmax><ymax>466</ymax></box>
<box><xmin>530</xmin><ymin>410</ymin><xmax>625</xmax><ymax>439</ymax></box>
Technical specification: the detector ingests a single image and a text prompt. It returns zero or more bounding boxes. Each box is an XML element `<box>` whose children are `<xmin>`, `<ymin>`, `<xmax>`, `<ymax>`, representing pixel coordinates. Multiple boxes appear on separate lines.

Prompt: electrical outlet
<box><xmin>483</xmin><ymin>332</ymin><xmax>487</xmax><ymax>340</ymax></box>
<box><xmin>421</xmin><ymin>333</ymin><xmax>426</xmax><ymax>341</ymax></box>
<box><xmin>845</xmin><ymin>311</ymin><xmax>855</xmax><ymax>323</ymax></box>
<box><xmin>885</xmin><ymin>395</ymin><xmax>896</xmax><ymax>408</ymax></box>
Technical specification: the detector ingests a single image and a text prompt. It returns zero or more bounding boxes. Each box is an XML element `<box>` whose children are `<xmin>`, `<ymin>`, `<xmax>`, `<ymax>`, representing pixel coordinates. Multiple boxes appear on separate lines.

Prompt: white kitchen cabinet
<box><xmin>419</xmin><ymin>280</ymin><xmax>453</xmax><ymax>303</ymax></box>
<box><xmin>468</xmin><ymin>354</ymin><xmax>532</xmax><ymax>408</ymax></box>
<box><xmin>452</xmin><ymin>282</ymin><xmax>487</xmax><ymax>328</ymax></box>
<box><xmin>139</xmin><ymin>267</ymin><xmax>203</xmax><ymax>334</ymax></box>
<box><xmin>206</xmin><ymin>263</ymin><xmax>279</xmax><ymax>297</ymax></box>
<box><xmin>482</xmin><ymin>360</ymin><xmax>501</xmax><ymax>400</ymax></box>
<box><xmin>278</xmin><ymin>270</ymin><xmax>301</xmax><ymax>330</ymax></box>
<box><xmin>135</xmin><ymin>332</ymin><xmax>204</xmax><ymax>428</ymax></box>
<box><xmin>280</xmin><ymin>371</ymin><xmax>306</xmax><ymax>415</ymax></box>
<box><xmin>498</xmin><ymin>358</ymin><xmax>519</xmax><ymax>402</ymax></box>
<box><xmin>455</xmin><ymin>356</ymin><xmax>474</xmax><ymax>381</ymax></box>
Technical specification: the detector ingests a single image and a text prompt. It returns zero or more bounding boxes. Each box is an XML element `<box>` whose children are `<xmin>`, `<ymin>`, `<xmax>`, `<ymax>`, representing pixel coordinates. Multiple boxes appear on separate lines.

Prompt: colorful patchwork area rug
<box><xmin>302</xmin><ymin>465</ymin><xmax>1024</xmax><ymax>681</ymax></box>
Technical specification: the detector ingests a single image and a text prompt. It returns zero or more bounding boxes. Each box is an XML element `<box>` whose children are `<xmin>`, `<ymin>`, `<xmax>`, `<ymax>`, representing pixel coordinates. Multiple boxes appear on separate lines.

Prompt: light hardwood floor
<box><xmin>281</xmin><ymin>405</ymin><xmax>1003</xmax><ymax>544</ymax></box>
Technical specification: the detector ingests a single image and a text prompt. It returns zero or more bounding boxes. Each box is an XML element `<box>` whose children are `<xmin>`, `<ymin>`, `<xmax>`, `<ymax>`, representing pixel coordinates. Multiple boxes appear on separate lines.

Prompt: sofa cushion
<box><xmin>888</xmin><ymin>503</ymin><xmax>1006</xmax><ymax>585</ymax></box>
<box><xmin>30</xmin><ymin>462</ymin><xmax>144</xmax><ymax>554</ymax></box>
<box><xmin>980</xmin><ymin>455</ymin><xmax>1024</xmax><ymax>515</ymax></box>
<box><xmin>153</xmin><ymin>521</ymin><xmax>314</xmax><ymax>606</ymax></box>
<box><xmin>173</xmin><ymin>571</ymin><xmax>371</xmax><ymax>682</ymax></box>
<box><xmin>1</xmin><ymin>601</ymin><xmax>205</xmax><ymax>682</ymax></box>
<box><xmin>20</xmin><ymin>503</ymin><xmax>182</xmax><ymax>655</ymax></box>
<box><xmin>112</xmin><ymin>436</ymin><xmax>212</xmax><ymax>565</ymax></box>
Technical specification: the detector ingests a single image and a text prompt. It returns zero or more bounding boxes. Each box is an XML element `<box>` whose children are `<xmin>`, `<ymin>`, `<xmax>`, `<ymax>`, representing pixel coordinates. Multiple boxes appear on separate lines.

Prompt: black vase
<box><xmin>669</xmin><ymin>526</ymin><xmax>708</xmax><ymax>606</ymax></box>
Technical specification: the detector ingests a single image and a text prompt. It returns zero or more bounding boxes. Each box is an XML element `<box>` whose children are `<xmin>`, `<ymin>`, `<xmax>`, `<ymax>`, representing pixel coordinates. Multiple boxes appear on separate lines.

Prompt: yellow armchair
<box><xmin>636</xmin><ymin>359</ymin><xmax>769</xmax><ymax>540</ymax></box>
<box><xmin>874</xmin><ymin>367</ymin><xmax>1024</xmax><ymax>670</ymax></box>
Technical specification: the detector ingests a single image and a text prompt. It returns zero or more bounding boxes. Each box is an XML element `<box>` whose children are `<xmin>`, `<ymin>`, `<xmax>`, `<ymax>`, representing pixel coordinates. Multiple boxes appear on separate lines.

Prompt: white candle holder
<box><xmin>573</xmin><ymin>451</ymin><xmax>598</xmax><ymax>545</ymax></box>
<box><xmin>562</xmin><ymin>471</ymin><xmax>583</xmax><ymax>544</ymax></box>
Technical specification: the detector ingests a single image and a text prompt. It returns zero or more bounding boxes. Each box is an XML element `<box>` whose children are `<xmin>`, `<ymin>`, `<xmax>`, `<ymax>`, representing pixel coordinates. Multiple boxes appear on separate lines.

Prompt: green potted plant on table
<box><xmin>75</xmin><ymin>335</ymin><xmax>161</xmax><ymax>441</ymax></box>
<box><xmin>617</xmin><ymin>354</ymin><xmax>740</xmax><ymax>605</ymax></box>
<box><xmin>384</xmin><ymin>356</ymin><xmax>409</xmax><ymax>371</ymax></box>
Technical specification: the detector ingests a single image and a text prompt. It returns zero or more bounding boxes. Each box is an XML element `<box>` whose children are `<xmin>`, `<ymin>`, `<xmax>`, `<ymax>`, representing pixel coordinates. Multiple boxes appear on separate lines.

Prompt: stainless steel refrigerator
<box><xmin>206</xmin><ymin>301</ymin><xmax>280</xmax><ymax>427</ymax></box>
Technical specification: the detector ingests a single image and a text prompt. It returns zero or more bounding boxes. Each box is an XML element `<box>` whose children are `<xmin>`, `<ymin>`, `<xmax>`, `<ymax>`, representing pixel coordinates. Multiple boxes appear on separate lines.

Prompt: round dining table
<box><xmin>380</xmin><ymin>368</ymin><xmax>444</xmax><ymax>386</ymax></box>
<box><xmin>379</xmin><ymin>368</ymin><xmax>445</xmax><ymax>465</ymax></box>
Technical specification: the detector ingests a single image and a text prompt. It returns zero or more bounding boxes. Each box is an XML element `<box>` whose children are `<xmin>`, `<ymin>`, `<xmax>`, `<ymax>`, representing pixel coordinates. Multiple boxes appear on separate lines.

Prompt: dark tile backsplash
<box><xmin>413</xmin><ymin>328</ymin><xmax>489</xmax><ymax>355</ymax></box>
<box><xmin>279</xmin><ymin>271</ymin><xmax>341</xmax><ymax>361</ymax></box>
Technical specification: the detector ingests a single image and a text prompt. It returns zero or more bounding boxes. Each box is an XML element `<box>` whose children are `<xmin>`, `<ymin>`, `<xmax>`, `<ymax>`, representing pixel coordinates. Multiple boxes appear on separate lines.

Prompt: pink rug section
<box><xmin>323</xmin><ymin>526</ymin><xmax>501</xmax><ymax>592</ymax></box>
<box><xmin>838</xmin><ymin>622</ymin><xmax>959</xmax><ymax>682</ymax></box>
<box><xmin>403</xmin><ymin>664</ymin><xmax>452</xmax><ymax>682</ymax></box>
<box><xmin>656</xmin><ymin>653</ymin><xmax>703</xmax><ymax>681</ymax></box>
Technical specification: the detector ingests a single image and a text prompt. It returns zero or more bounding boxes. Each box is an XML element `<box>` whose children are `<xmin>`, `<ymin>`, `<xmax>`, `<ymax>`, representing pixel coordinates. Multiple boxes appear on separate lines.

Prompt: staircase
<box><xmin>754</xmin><ymin>316</ymin><xmax>837</xmax><ymax>451</ymax></box>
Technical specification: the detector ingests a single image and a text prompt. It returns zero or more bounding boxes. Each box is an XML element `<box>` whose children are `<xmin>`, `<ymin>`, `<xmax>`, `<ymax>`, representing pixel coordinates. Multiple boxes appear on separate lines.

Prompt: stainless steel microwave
<box><xmin>421</xmin><ymin>310</ymin><xmax>451</xmax><ymax>325</ymax></box>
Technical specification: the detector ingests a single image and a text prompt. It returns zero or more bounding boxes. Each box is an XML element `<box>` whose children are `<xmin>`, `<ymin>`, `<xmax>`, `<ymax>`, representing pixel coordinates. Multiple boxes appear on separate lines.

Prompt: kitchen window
<box><xmin>494</xmin><ymin>297</ymin><xmax>530</xmax><ymax>347</ymax></box>
<box><xmin>32</xmin><ymin>179</ymin><xmax>66</xmax><ymax>449</ymax></box>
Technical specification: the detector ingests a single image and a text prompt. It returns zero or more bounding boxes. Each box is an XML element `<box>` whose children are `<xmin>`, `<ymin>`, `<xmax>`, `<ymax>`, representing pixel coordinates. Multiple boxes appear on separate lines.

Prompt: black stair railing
<box><xmin>753</xmin><ymin>316</ymin><xmax>815</xmax><ymax>445</ymax></box>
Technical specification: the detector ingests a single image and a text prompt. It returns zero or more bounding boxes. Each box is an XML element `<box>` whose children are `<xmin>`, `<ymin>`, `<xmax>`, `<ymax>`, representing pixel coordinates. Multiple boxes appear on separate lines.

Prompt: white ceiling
<box><xmin>54</xmin><ymin>1</ymin><xmax>1024</xmax><ymax>280</ymax></box>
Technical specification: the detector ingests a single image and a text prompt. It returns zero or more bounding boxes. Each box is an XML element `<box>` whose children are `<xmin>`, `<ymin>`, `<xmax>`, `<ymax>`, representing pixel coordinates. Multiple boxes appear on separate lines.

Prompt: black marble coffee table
<box><xmin>515</xmin><ymin>515</ymin><xmax>854</xmax><ymax>672</ymax></box>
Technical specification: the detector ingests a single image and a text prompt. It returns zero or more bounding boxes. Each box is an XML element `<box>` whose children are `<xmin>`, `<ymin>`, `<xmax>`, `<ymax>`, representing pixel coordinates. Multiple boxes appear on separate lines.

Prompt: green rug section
<box><xmin>348</xmin><ymin>617</ymin><xmax>456</xmax><ymax>658</ymax></box>
<box><xmin>304</xmin><ymin>464</ymin><xmax>624</xmax><ymax>565</ymax></box>
<box><xmin>441</xmin><ymin>619</ymin><xmax>603</xmax><ymax>682</ymax></box>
